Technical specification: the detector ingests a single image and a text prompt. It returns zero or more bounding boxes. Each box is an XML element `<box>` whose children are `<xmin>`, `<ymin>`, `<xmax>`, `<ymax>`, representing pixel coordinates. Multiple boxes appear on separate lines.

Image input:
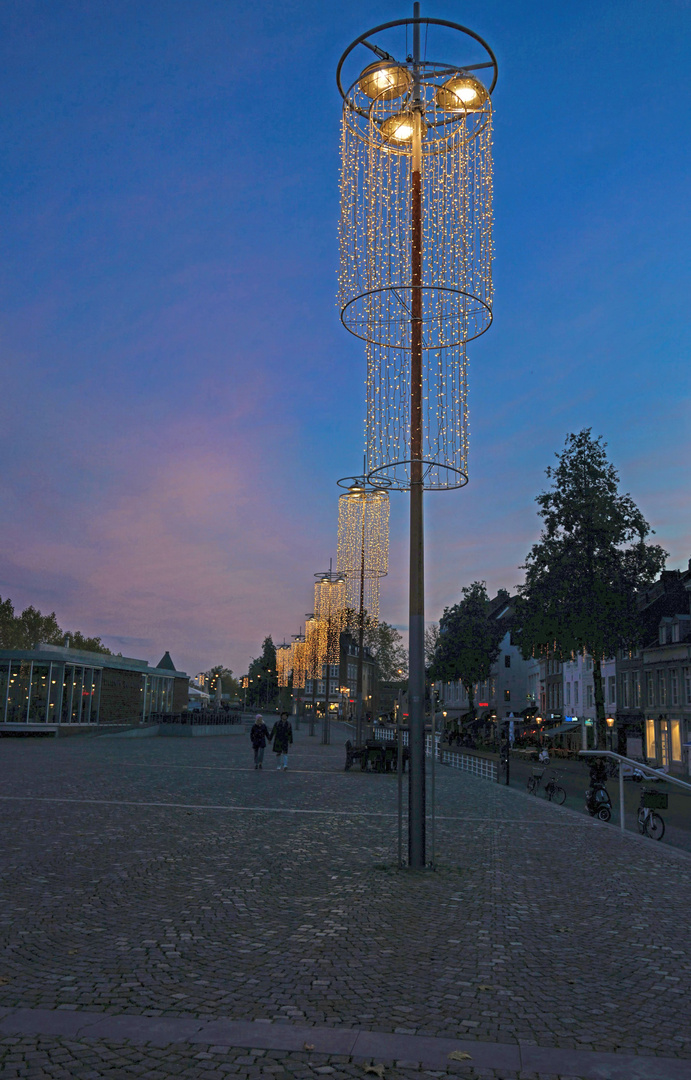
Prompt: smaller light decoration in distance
<box><xmin>337</xmin><ymin>483</ymin><xmax>389</xmax><ymax>625</ymax></box>
<box><xmin>276</xmin><ymin>642</ymin><xmax>293</xmax><ymax>689</ymax></box>
<box><xmin>291</xmin><ymin>638</ymin><xmax>307</xmax><ymax>690</ymax></box>
<box><xmin>314</xmin><ymin>574</ymin><xmax>347</xmax><ymax>665</ymax></box>
<box><xmin>304</xmin><ymin>616</ymin><xmax>321</xmax><ymax>680</ymax></box>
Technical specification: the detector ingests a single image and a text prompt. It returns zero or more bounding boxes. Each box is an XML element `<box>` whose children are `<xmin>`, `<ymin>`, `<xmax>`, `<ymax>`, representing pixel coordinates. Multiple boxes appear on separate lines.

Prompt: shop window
<box><xmin>646</xmin><ymin>718</ymin><xmax>657</xmax><ymax>760</ymax></box>
<box><xmin>671</xmin><ymin>720</ymin><xmax>682</xmax><ymax>763</ymax></box>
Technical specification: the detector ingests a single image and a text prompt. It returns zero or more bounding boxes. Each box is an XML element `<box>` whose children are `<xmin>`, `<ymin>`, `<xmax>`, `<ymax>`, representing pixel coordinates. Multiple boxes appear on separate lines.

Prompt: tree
<box><xmin>366</xmin><ymin>620</ymin><xmax>407</xmax><ymax>681</ymax></box>
<box><xmin>513</xmin><ymin>430</ymin><xmax>667</xmax><ymax>745</ymax></box>
<box><xmin>65</xmin><ymin>630</ymin><xmax>111</xmax><ymax>654</ymax></box>
<box><xmin>0</xmin><ymin>597</ymin><xmax>111</xmax><ymax>652</ymax></box>
<box><xmin>206</xmin><ymin>665</ymin><xmax>241</xmax><ymax>700</ymax></box>
<box><xmin>246</xmin><ymin>636</ymin><xmax>279</xmax><ymax>709</ymax></box>
<box><xmin>424</xmin><ymin>622</ymin><xmax>440</xmax><ymax>667</ymax></box>
<box><xmin>430</xmin><ymin>582</ymin><xmax>505</xmax><ymax>718</ymax></box>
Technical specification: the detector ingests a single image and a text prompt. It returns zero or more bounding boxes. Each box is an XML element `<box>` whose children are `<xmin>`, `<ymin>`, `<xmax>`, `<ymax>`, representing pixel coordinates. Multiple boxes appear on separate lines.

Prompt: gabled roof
<box><xmin>156</xmin><ymin>651</ymin><xmax>177</xmax><ymax>671</ymax></box>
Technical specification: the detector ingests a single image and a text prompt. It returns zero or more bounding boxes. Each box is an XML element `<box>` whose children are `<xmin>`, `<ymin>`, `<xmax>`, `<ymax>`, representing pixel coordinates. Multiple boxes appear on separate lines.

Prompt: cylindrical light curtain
<box><xmin>314</xmin><ymin>576</ymin><xmax>347</xmax><ymax>665</ymax></box>
<box><xmin>337</xmin><ymin>485</ymin><xmax>389</xmax><ymax>623</ymax></box>
<box><xmin>339</xmin><ymin>68</ymin><xmax>493</xmax><ymax>489</ymax></box>
<box><xmin>276</xmin><ymin>643</ymin><xmax>293</xmax><ymax>688</ymax></box>
<box><xmin>291</xmin><ymin>637</ymin><xmax>306</xmax><ymax>690</ymax></box>
<box><xmin>304</xmin><ymin>617</ymin><xmax>321</xmax><ymax>680</ymax></box>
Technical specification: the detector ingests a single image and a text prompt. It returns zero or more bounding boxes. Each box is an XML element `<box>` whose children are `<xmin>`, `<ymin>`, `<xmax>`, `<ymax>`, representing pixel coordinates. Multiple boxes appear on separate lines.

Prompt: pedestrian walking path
<box><xmin>0</xmin><ymin>721</ymin><xmax>689</xmax><ymax>1080</ymax></box>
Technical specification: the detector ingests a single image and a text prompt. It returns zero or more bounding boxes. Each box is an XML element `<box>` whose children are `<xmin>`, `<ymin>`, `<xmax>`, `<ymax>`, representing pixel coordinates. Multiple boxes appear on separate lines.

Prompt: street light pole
<box><xmin>408</xmin><ymin>2</ymin><xmax>426</xmax><ymax>868</ymax></box>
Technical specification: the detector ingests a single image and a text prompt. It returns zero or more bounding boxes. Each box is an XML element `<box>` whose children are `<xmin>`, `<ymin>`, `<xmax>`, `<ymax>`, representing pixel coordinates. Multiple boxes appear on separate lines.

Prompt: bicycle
<box><xmin>527</xmin><ymin>767</ymin><xmax>566</xmax><ymax>804</ymax></box>
<box><xmin>637</xmin><ymin>788</ymin><xmax>667</xmax><ymax>840</ymax></box>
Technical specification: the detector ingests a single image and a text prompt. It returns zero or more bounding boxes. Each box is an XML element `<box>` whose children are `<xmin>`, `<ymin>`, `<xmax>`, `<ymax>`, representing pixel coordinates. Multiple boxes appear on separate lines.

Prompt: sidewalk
<box><xmin>0</xmin><ymin>721</ymin><xmax>689</xmax><ymax>1079</ymax></box>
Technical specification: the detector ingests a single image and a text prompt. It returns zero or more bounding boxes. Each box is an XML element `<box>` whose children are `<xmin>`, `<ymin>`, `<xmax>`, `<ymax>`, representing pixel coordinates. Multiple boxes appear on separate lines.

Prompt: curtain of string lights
<box><xmin>276</xmin><ymin>642</ymin><xmax>293</xmax><ymax>689</ymax></box>
<box><xmin>337</xmin><ymin>6</ymin><xmax>497</xmax><ymax>868</ymax></box>
<box><xmin>337</xmin><ymin>484</ymin><xmax>390</xmax><ymax>623</ymax></box>
<box><xmin>336</xmin><ymin>479</ymin><xmax>390</xmax><ymax>743</ymax></box>
<box><xmin>338</xmin><ymin>32</ymin><xmax>493</xmax><ymax>489</ymax></box>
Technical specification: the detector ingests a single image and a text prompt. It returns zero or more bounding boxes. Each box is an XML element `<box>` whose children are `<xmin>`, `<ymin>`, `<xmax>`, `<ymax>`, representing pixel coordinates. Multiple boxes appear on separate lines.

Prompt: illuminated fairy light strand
<box><xmin>336</xmin><ymin>487</ymin><xmax>389</xmax><ymax>624</ymax></box>
<box><xmin>338</xmin><ymin>67</ymin><xmax>493</xmax><ymax>490</ymax></box>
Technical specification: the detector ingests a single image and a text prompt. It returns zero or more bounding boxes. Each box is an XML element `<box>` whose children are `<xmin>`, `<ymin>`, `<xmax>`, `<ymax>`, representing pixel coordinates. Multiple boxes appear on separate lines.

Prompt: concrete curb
<box><xmin>0</xmin><ymin>1007</ymin><xmax>688</xmax><ymax>1078</ymax></box>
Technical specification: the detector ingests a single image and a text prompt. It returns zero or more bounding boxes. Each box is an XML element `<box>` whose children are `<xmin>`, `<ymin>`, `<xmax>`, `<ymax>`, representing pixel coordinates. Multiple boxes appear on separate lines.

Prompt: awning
<box><xmin>543</xmin><ymin>721</ymin><xmax>582</xmax><ymax>737</ymax></box>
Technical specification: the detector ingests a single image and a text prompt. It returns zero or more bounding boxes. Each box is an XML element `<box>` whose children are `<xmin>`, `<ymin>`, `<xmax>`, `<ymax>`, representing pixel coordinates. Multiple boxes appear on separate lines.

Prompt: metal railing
<box><xmin>442</xmin><ymin>750</ymin><xmax>497</xmax><ymax>782</ymax></box>
<box><xmin>152</xmin><ymin>711</ymin><xmax>242</xmax><ymax>726</ymax></box>
<box><xmin>580</xmin><ymin>750</ymin><xmax>691</xmax><ymax>833</ymax></box>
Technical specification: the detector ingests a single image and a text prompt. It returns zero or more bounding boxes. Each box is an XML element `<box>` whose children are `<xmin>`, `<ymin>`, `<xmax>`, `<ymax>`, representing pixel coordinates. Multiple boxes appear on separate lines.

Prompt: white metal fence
<box><xmin>441</xmin><ymin>749</ymin><xmax>497</xmax><ymax>782</ymax></box>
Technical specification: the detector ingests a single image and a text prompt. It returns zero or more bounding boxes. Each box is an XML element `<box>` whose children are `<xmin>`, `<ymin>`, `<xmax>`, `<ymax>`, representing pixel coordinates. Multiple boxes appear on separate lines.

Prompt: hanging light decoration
<box><xmin>304</xmin><ymin>616</ymin><xmax>321</xmax><ymax>680</ymax></box>
<box><xmin>291</xmin><ymin>635</ymin><xmax>307</xmax><ymax>691</ymax></box>
<box><xmin>276</xmin><ymin>641</ymin><xmax>293</xmax><ymax>689</ymax></box>
<box><xmin>313</xmin><ymin>572</ymin><xmax>347</xmax><ymax>665</ymax></box>
<box><xmin>336</xmin><ymin>7</ymin><xmax>498</xmax><ymax>867</ymax></box>
<box><xmin>338</xmin><ymin>21</ymin><xmax>495</xmax><ymax>491</ymax></box>
<box><xmin>336</xmin><ymin>479</ymin><xmax>389</xmax><ymax>624</ymax></box>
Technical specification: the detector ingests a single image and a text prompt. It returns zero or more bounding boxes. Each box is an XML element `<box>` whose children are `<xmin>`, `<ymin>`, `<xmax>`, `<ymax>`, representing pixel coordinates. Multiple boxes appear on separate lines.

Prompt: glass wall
<box><xmin>0</xmin><ymin>662</ymin><xmax>9</xmax><ymax>722</ymax></box>
<box><xmin>28</xmin><ymin>664</ymin><xmax>50</xmax><ymax>722</ymax></box>
<box><xmin>0</xmin><ymin>659</ymin><xmax>101</xmax><ymax>725</ymax></box>
<box><xmin>142</xmin><ymin>675</ymin><xmax>174</xmax><ymax>718</ymax></box>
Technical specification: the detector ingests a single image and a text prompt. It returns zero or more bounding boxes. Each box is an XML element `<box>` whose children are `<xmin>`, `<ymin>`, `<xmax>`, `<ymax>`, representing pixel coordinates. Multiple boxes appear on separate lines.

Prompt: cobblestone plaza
<box><xmin>1</xmin><ymin>724</ymin><xmax>689</xmax><ymax>1080</ymax></box>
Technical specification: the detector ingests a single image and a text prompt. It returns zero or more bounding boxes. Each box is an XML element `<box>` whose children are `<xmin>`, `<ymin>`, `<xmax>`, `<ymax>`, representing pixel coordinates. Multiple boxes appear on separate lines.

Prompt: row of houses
<box><xmin>433</xmin><ymin>560</ymin><xmax>691</xmax><ymax>779</ymax></box>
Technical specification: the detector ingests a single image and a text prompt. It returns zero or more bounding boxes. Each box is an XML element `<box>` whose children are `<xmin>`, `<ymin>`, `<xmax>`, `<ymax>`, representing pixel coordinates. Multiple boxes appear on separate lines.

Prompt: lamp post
<box><xmin>336</xmin><ymin>475</ymin><xmax>390</xmax><ymax>746</ymax></box>
<box><xmin>337</xmin><ymin>5</ymin><xmax>496</xmax><ymax>867</ymax></box>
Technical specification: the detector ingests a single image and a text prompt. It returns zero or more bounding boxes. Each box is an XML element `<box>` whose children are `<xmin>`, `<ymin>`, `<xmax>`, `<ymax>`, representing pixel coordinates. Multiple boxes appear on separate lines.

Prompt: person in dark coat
<box><xmin>250</xmin><ymin>714</ymin><xmax>272</xmax><ymax>770</ymax></box>
<box><xmin>270</xmin><ymin>712</ymin><xmax>293</xmax><ymax>770</ymax></box>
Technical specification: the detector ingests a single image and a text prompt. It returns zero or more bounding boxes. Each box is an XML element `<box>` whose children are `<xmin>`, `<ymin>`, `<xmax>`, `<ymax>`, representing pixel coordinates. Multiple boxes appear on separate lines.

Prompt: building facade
<box><xmin>0</xmin><ymin>644</ymin><xmax>188</xmax><ymax>730</ymax></box>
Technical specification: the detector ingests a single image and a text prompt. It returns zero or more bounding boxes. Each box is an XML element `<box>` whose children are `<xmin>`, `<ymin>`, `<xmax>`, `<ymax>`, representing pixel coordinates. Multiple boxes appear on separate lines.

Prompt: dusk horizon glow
<box><xmin>1</xmin><ymin>0</ymin><xmax>689</xmax><ymax>678</ymax></box>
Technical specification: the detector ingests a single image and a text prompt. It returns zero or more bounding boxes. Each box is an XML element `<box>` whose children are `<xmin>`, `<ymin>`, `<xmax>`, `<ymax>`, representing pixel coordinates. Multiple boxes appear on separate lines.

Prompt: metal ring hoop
<box><xmin>336</xmin><ymin>473</ymin><xmax>393</xmax><ymax>491</ymax></box>
<box><xmin>367</xmin><ymin>459</ymin><xmax>469</xmax><ymax>492</ymax></box>
<box><xmin>336</xmin><ymin>17</ymin><xmax>498</xmax><ymax>111</ymax></box>
<box><xmin>340</xmin><ymin>285</ymin><xmax>493</xmax><ymax>347</ymax></box>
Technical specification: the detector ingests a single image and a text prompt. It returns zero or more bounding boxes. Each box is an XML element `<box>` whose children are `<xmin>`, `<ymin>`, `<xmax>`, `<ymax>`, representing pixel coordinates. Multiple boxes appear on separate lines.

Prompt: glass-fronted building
<box><xmin>0</xmin><ymin>645</ymin><xmax>188</xmax><ymax>729</ymax></box>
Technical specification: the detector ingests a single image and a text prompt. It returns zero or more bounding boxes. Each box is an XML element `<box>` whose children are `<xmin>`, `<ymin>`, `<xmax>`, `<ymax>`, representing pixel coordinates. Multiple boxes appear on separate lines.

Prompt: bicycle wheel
<box><xmin>550</xmin><ymin>785</ymin><xmax>566</xmax><ymax>805</ymax></box>
<box><xmin>527</xmin><ymin>776</ymin><xmax>537</xmax><ymax>794</ymax></box>
<box><xmin>645</xmin><ymin>813</ymin><xmax>665</xmax><ymax>841</ymax></box>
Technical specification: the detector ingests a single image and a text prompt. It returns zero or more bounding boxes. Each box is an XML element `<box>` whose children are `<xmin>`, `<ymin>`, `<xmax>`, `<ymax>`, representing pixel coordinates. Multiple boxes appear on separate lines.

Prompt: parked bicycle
<box><xmin>637</xmin><ymin>788</ymin><xmax>667</xmax><ymax>840</ymax></box>
<box><xmin>527</xmin><ymin>767</ymin><xmax>566</xmax><ymax>804</ymax></box>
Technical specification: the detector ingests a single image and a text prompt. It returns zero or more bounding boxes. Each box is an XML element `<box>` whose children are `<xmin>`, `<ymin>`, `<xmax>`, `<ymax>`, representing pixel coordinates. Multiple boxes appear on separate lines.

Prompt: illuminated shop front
<box><xmin>0</xmin><ymin>645</ymin><xmax>187</xmax><ymax>728</ymax></box>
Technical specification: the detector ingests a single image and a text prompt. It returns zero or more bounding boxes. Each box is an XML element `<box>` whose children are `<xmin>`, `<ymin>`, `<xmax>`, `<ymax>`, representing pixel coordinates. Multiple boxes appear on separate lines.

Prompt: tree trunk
<box><xmin>592</xmin><ymin>654</ymin><xmax>606</xmax><ymax>749</ymax></box>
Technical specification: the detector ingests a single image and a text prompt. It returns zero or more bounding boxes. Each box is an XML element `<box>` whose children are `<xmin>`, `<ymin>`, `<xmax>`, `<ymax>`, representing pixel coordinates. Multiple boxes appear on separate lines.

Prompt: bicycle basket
<box><xmin>531</xmin><ymin>768</ymin><xmax>545</xmax><ymax>778</ymax></box>
<box><xmin>642</xmin><ymin>790</ymin><xmax>668</xmax><ymax>810</ymax></box>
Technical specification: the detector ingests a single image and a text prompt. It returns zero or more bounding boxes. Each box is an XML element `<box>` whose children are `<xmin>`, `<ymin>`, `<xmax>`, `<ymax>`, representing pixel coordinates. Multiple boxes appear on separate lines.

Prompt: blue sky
<box><xmin>1</xmin><ymin>0</ymin><xmax>689</xmax><ymax>677</ymax></box>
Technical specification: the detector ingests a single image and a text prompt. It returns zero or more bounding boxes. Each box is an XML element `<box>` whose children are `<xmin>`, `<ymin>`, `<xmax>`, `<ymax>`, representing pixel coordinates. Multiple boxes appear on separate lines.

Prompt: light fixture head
<box><xmin>435</xmin><ymin>73</ymin><xmax>488</xmax><ymax>114</ymax></box>
<box><xmin>380</xmin><ymin>111</ymin><xmax>426</xmax><ymax>144</ymax></box>
<box><xmin>358</xmin><ymin>61</ymin><xmax>412</xmax><ymax>101</ymax></box>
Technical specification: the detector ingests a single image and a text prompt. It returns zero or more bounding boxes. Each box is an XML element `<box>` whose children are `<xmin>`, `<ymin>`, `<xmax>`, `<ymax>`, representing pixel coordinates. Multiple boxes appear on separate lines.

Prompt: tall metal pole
<box><xmin>408</xmin><ymin>0</ymin><xmax>426</xmax><ymax>869</ymax></box>
<box><xmin>355</xmin><ymin>511</ymin><xmax>366</xmax><ymax>746</ymax></box>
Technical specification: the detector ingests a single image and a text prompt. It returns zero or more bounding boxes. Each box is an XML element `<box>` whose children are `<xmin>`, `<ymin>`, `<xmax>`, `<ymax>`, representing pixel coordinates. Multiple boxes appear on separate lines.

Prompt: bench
<box><xmin>345</xmin><ymin>739</ymin><xmax>409</xmax><ymax>773</ymax></box>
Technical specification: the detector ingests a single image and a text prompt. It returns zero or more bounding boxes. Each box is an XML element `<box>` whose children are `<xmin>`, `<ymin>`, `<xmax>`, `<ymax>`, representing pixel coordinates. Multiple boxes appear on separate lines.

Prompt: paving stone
<box><xmin>0</xmin><ymin>724</ymin><xmax>689</xmax><ymax>1080</ymax></box>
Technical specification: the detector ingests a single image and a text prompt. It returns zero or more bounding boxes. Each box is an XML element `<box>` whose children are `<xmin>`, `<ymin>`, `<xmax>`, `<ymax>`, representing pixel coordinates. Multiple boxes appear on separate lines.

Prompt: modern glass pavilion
<box><xmin>0</xmin><ymin>644</ymin><xmax>188</xmax><ymax>729</ymax></box>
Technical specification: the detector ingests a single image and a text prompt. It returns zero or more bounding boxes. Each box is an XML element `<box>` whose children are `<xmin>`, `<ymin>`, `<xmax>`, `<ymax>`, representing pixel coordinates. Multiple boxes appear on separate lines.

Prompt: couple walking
<box><xmin>250</xmin><ymin>712</ymin><xmax>293</xmax><ymax>770</ymax></box>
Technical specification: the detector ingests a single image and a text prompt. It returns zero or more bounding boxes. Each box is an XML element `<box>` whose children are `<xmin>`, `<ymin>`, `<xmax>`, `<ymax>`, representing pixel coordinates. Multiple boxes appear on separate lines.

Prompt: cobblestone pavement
<box><xmin>0</xmin><ymin>722</ymin><xmax>689</xmax><ymax>1080</ymax></box>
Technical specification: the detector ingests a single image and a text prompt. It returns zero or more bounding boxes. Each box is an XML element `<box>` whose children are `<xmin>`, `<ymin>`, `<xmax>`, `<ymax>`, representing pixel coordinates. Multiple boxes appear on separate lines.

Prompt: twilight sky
<box><xmin>1</xmin><ymin>0</ymin><xmax>689</xmax><ymax>679</ymax></box>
